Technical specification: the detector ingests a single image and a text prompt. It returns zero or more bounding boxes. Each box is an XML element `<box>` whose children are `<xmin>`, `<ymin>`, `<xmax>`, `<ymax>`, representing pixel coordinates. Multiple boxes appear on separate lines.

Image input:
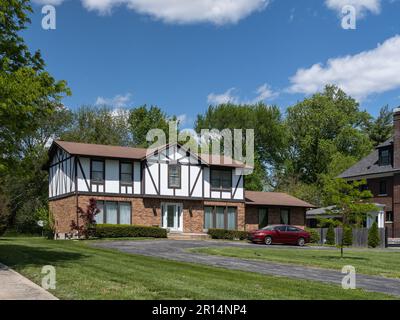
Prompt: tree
<box><xmin>326</xmin><ymin>224</ymin><xmax>335</xmax><ymax>245</ymax></box>
<box><xmin>70</xmin><ymin>198</ymin><xmax>99</xmax><ymax>239</ymax></box>
<box><xmin>365</xmin><ymin>105</ymin><xmax>393</xmax><ymax>147</ymax></box>
<box><xmin>368</xmin><ymin>221</ymin><xmax>380</xmax><ymax>248</ymax></box>
<box><xmin>0</xmin><ymin>1</ymin><xmax>70</xmax><ymax>169</ymax></box>
<box><xmin>128</xmin><ymin>105</ymin><xmax>174</xmax><ymax>147</ymax></box>
<box><xmin>326</xmin><ymin>179</ymin><xmax>377</xmax><ymax>257</ymax></box>
<box><xmin>195</xmin><ymin>103</ymin><xmax>287</xmax><ymax>191</ymax></box>
<box><xmin>284</xmin><ymin>85</ymin><xmax>372</xmax><ymax>185</ymax></box>
<box><xmin>342</xmin><ymin>225</ymin><xmax>353</xmax><ymax>246</ymax></box>
<box><xmin>61</xmin><ymin>106</ymin><xmax>130</xmax><ymax>146</ymax></box>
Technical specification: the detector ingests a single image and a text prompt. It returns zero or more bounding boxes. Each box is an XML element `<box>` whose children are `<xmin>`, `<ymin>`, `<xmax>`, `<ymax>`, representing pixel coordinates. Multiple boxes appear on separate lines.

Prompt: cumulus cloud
<box><xmin>325</xmin><ymin>0</ymin><xmax>381</xmax><ymax>18</ymax></box>
<box><xmin>95</xmin><ymin>93</ymin><xmax>132</xmax><ymax>107</ymax></box>
<box><xmin>33</xmin><ymin>0</ymin><xmax>65</xmax><ymax>5</ymax></box>
<box><xmin>208</xmin><ymin>83</ymin><xmax>278</xmax><ymax>105</ymax></box>
<box><xmin>288</xmin><ymin>35</ymin><xmax>400</xmax><ymax>100</ymax></box>
<box><xmin>79</xmin><ymin>0</ymin><xmax>269</xmax><ymax>24</ymax></box>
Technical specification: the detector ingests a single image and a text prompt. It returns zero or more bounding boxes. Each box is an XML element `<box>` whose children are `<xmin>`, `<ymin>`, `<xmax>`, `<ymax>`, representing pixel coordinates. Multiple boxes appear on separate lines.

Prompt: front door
<box><xmin>162</xmin><ymin>203</ymin><xmax>183</xmax><ymax>232</ymax></box>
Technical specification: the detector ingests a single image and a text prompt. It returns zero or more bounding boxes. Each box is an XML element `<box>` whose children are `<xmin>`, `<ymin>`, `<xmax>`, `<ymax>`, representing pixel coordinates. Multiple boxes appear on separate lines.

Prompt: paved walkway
<box><xmin>0</xmin><ymin>263</ymin><xmax>57</xmax><ymax>300</ymax></box>
<box><xmin>95</xmin><ymin>240</ymin><xmax>400</xmax><ymax>297</ymax></box>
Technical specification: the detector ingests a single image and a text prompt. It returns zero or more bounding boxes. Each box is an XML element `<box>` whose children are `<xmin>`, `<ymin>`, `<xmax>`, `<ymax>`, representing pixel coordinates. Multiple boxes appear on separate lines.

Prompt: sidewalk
<box><xmin>0</xmin><ymin>263</ymin><xmax>58</xmax><ymax>300</ymax></box>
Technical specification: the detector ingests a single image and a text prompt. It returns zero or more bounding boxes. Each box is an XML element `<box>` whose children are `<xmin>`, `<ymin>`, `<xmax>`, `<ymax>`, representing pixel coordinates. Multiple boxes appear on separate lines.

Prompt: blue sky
<box><xmin>25</xmin><ymin>0</ymin><xmax>400</xmax><ymax>127</ymax></box>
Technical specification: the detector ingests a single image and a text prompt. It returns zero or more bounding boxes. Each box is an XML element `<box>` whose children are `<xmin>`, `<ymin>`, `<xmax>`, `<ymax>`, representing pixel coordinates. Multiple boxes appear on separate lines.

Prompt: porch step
<box><xmin>167</xmin><ymin>232</ymin><xmax>211</xmax><ymax>241</ymax></box>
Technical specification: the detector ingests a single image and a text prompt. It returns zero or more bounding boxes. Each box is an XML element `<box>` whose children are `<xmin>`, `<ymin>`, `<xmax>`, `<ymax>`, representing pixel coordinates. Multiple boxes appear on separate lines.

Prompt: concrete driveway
<box><xmin>94</xmin><ymin>240</ymin><xmax>400</xmax><ymax>297</ymax></box>
<box><xmin>0</xmin><ymin>263</ymin><xmax>57</xmax><ymax>300</ymax></box>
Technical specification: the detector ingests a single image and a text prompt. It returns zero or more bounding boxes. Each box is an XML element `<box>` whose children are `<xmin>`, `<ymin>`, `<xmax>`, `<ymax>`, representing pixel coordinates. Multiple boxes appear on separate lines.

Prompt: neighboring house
<box><xmin>47</xmin><ymin>140</ymin><xmax>315</xmax><ymax>238</ymax></box>
<box><xmin>338</xmin><ymin>107</ymin><xmax>400</xmax><ymax>238</ymax></box>
<box><xmin>306</xmin><ymin>204</ymin><xmax>385</xmax><ymax>229</ymax></box>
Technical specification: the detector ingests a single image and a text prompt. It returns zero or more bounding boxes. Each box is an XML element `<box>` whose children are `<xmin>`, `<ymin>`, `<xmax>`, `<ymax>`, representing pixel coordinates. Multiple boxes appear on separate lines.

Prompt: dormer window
<box><xmin>379</xmin><ymin>148</ymin><xmax>391</xmax><ymax>166</ymax></box>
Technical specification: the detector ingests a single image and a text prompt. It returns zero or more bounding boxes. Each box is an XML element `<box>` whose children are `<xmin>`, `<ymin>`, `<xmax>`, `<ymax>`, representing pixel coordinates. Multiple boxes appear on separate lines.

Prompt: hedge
<box><xmin>208</xmin><ymin>229</ymin><xmax>249</xmax><ymax>240</ymax></box>
<box><xmin>94</xmin><ymin>224</ymin><xmax>167</xmax><ymax>239</ymax></box>
<box><xmin>305</xmin><ymin>228</ymin><xmax>320</xmax><ymax>244</ymax></box>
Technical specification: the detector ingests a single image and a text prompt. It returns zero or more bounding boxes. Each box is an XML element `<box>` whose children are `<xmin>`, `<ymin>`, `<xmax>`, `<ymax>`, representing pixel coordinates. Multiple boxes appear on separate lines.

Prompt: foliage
<box><xmin>305</xmin><ymin>228</ymin><xmax>320</xmax><ymax>244</ymax></box>
<box><xmin>35</xmin><ymin>206</ymin><xmax>55</xmax><ymax>239</ymax></box>
<box><xmin>61</xmin><ymin>106</ymin><xmax>130</xmax><ymax>146</ymax></box>
<box><xmin>317</xmin><ymin>217</ymin><xmax>341</xmax><ymax>228</ymax></box>
<box><xmin>325</xmin><ymin>179</ymin><xmax>376</xmax><ymax>255</ymax></box>
<box><xmin>195</xmin><ymin>103</ymin><xmax>287</xmax><ymax>191</ymax></box>
<box><xmin>128</xmin><ymin>105</ymin><xmax>174</xmax><ymax>147</ymax></box>
<box><xmin>0</xmin><ymin>191</ymin><xmax>10</xmax><ymax>236</ymax></box>
<box><xmin>207</xmin><ymin>228</ymin><xmax>249</xmax><ymax>240</ymax></box>
<box><xmin>95</xmin><ymin>224</ymin><xmax>167</xmax><ymax>239</ymax></box>
<box><xmin>325</xmin><ymin>224</ymin><xmax>336</xmax><ymax>245</ymax></box>
<box><xmin>71</xmin><ymin>198</ymin><xmax>99</xmax><ymax>239</ymax></box>
<box><xmin>342</xmin><ymin>226</ymin><xmax>353</xmax><ymax>246</ymax></box>
<box><xmin>284</xmin><ymin>85</ymin><xmax>372</xmax><ymax>185</ymax></box>
<box><xmin>365</xmin><ymin>105</ymin><xmax>393</xmax><ymax>147</ymax></box>
<box><xmin>368</xmin><ymin>221</ymin><xmax>381</xmax><ymax>248</ymax></box>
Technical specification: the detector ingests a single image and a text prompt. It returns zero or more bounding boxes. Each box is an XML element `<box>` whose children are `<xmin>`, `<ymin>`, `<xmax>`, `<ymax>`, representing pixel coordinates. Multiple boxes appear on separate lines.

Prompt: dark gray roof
<box><xmin>338</xmin><ymin>138</ymin><xmax>395</xmax><ymax>179</ymax></box>
<box><xmin>376</xmin><ymin>138</ymin><xmax>393</xmax><ymax>148</ymax></box>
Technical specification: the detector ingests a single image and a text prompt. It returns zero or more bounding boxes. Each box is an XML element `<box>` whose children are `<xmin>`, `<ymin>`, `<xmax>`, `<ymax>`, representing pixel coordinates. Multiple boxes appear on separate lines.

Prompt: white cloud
<box><xmin>208</xmin><ymin>83</ymin><xmax>278</xmax><ymax>105</ymax></box>
<box><xmin>81</xmin><ymin>0</ymin><xmax>269</xmax><ymax>24</ymax></box>
<box><xmin>95</xmin><ymin>93</ymin><xmax>132</xmax><ymax>107</ymax></box>
<box><xmin>325</xmin><ymin>0</ymin><xmax>381</xmax><ymax>18</ymax></box>
<box><xmin>207</xmin><ymin>88</ymin><xmax>239</xmax><ymax>105</ymax></box>
<box><xmin>33</xmin><ymin>0</ymin><xmax>65</xmax><ymax>5</ymax></box>
<box><xmin>288</xmin><ymin>35</ymin><xmax>400</xmax><ymax>101</ymax></box>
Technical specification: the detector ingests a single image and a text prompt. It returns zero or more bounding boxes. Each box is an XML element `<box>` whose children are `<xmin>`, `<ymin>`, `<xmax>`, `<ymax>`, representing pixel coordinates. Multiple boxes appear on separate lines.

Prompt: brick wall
<box><xmin>245</xmin><ymin>205</ymin><xmax>306</xmax><ymax>231</ymax></box>
<box><xmin>49</xmin><ymin>195</ymin><xmax>78</xmax><ymax>233</ymax></box>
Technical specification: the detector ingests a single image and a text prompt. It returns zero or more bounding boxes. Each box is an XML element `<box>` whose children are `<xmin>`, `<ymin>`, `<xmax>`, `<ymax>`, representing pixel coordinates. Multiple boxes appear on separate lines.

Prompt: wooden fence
<box><xmin>314</xmin><ymin>227</ymin><xmax>386</xmax><ymax>248</ymax></box>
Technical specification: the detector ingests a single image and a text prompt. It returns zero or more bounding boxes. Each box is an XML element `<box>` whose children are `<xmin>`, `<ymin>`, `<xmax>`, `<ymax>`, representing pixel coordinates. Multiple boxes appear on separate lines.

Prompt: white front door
<box><xmin>162</xmin><ymin>203</ymin><xmax>183</xmax><ymax>232</ymax></box>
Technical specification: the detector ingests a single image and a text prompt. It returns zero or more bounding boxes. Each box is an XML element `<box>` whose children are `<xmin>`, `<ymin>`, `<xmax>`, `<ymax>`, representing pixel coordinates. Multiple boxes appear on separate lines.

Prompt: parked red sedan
<box><xmin>248</xmin><ymin>225</ymin><xmax>310</xmax><ymax>246</ymax></box>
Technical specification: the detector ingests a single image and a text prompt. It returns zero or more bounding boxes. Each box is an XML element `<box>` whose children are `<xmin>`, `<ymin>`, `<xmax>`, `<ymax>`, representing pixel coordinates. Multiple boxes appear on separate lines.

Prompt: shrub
<box><xmin>95</xmin><ymin>224</ymin><xmax>167</xmax><ymax>239</ymax></box>
<box><xmin>343</xmin><ymin>225</ymin><xmax>353</xmax><ymax>246</ymax></box>
<box><xmin>368</xmin><ymin>221</ymin><xmax>380</xmax><ymax>248</ymax></box>
<box><xmin>305</xmin><ymin>228</ymin><xmax>320</xmax><ymax>244</ymax></box>
<box><xmin>208</xmin><ymin>229</ymin><xmax>249</xmax><ymax>240</ymax></box>
<box><xmin>325</xmin><ymin>224</ymin><xmax>335</xmax><ymax>245</ymax></box>
<box><xmin>71</xmin><ymin>198</ymin><xmax>99</xmax><ymax>239</ymax></box>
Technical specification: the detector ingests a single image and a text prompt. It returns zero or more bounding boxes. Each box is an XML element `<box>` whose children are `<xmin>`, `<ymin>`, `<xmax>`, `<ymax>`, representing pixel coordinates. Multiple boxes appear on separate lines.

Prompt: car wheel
<box><xmin>297</xmin><ymin>237</ymin><xmax>305</xmax><ymax>247</ymax></box>
<box><xmin>264</xmin><ymin>236</ymin><xmax>272</xmax><ymax>245</ymax></box>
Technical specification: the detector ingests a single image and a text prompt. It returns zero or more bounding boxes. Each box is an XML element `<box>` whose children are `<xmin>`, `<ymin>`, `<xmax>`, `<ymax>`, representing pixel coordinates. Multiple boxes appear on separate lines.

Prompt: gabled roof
<box><xmin>245</xmin><ymin>191</ymin><xmax>316</xmax><ymax>208</ymax></box>
<box><xmin>338</xmin><ymin>137</ymin><xmax>396</xmax><ymax>179</ymax></box>
<box><xmin>54</xmin><ymin>140</ymin><xmax>147</xmax><ymax>160</ymax></box>
<box><xmin>50</xmin><ymin>140</ymin><xmax>248</xmax><ymax>168</ymax></box>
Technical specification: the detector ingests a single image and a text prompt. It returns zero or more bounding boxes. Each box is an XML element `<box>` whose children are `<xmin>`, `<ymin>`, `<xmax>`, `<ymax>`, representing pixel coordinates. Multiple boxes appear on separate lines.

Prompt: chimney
<box><xmin>393</xmin><ymin>107</ymin><xmax>400</xmax><ymax>168</ymax></box>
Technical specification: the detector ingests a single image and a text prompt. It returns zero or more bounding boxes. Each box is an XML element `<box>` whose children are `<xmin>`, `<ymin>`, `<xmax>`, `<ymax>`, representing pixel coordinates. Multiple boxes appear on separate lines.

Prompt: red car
<box><xmin>248</xmin><ymin>225</ymin><xmax>310</xmax><ymax>246</ymax></box>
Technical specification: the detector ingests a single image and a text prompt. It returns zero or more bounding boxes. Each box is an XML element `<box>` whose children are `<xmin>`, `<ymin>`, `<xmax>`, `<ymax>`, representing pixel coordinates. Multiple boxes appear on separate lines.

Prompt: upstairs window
<box><xmin>379</xmin><ymin>148</ymin><xmax>391</xmax><ymax>166</ymax></box>
<box><xmin>210</xmin><ymin>169</ymin><xmax>232</xmax><ymax>190</ymax></box>
<box><xmin>91</xmin><ymin>160</ymin><xmax>104</xmax><ymax>183</ymax></box>
<box><xmin>379</xmin><ymin>180</ymin><xmax>387</xmax><ymax>196</ymax></box>
<box><xmin>168</xmin><ymin>164</ymin><xmax>181</xmax><ymax>189</ymax></box>
<box><xmin>120</xmin><ymin>162</ymin><xmax>133</xmax><ymax>185</ymax></box>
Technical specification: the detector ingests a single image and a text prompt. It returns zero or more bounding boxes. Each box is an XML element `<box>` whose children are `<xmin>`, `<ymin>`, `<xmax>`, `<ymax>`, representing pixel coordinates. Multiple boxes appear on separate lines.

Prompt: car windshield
<box><xmin>261</xmin><ymin>226</ymin><xmax>275</xmax><ymax>231</ymax></box>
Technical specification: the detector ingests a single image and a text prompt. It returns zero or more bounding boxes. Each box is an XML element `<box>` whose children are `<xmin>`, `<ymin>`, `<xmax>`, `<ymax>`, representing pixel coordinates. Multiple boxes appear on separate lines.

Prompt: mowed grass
<box><xmin>191</xmin><ymin>246</ymin><xmax>400</xmax><ymax>278</ymax></box>
<box><xmin>0</xmin><ymin>237</ymin><xmax>395</xmax><ymax>300</ymax></box>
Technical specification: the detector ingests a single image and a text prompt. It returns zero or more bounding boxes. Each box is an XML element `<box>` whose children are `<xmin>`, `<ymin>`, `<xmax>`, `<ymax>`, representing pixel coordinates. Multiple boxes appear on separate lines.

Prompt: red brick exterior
<box><xmin>50</xmin><ymin>195</ymin><xmax>306</xmax><ymax>235</ymax></box>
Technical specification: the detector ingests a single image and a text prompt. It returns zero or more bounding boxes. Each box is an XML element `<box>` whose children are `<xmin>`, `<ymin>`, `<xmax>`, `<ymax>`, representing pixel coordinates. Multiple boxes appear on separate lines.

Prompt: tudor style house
<box><xmin>339</xmin><ymin>108</ymin><xmax>400</xmax><ymax>238</ymax></box>
<box><xmin>47</xmin><ymin>140</ymin><xmax>314</xmax><ymax>238</ymax></box>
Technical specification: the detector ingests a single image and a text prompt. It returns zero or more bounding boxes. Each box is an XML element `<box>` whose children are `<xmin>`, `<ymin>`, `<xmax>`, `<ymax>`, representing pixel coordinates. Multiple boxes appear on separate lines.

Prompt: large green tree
<box><xmin>365</xmin><ymin>105</ymin><xmax>393</xmax><ymax>147</ymax></box>
<box><xmin>0</xmin><ymin>0</ymin><xmax>70</xmax><ymax>170</ymax></box>
<box><xmin>128</xmin><ymin>105</ymin><xmax>174</xmax><ymax>147</ymax></box>
<box><xmin>61</xmin><ymin>106</ymin><xmax>131</xmax><ymax>146</ymax></box>
<box><xmin>195</xmin><ymin>103</ymin><xmax>287</xmax><ymax>191</ymax></box>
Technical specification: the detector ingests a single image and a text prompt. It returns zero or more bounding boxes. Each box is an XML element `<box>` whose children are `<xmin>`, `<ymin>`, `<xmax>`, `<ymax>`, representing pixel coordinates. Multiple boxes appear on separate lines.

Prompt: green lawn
<box><xmin>0</xmin><ymin>237</ymin><xmax>395</xmax><ymax>300</ymax></box>
<box><xmin>191</xmin><ymin>246</ymin><xmax>400</xmax><ymax>278</ymax></box>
